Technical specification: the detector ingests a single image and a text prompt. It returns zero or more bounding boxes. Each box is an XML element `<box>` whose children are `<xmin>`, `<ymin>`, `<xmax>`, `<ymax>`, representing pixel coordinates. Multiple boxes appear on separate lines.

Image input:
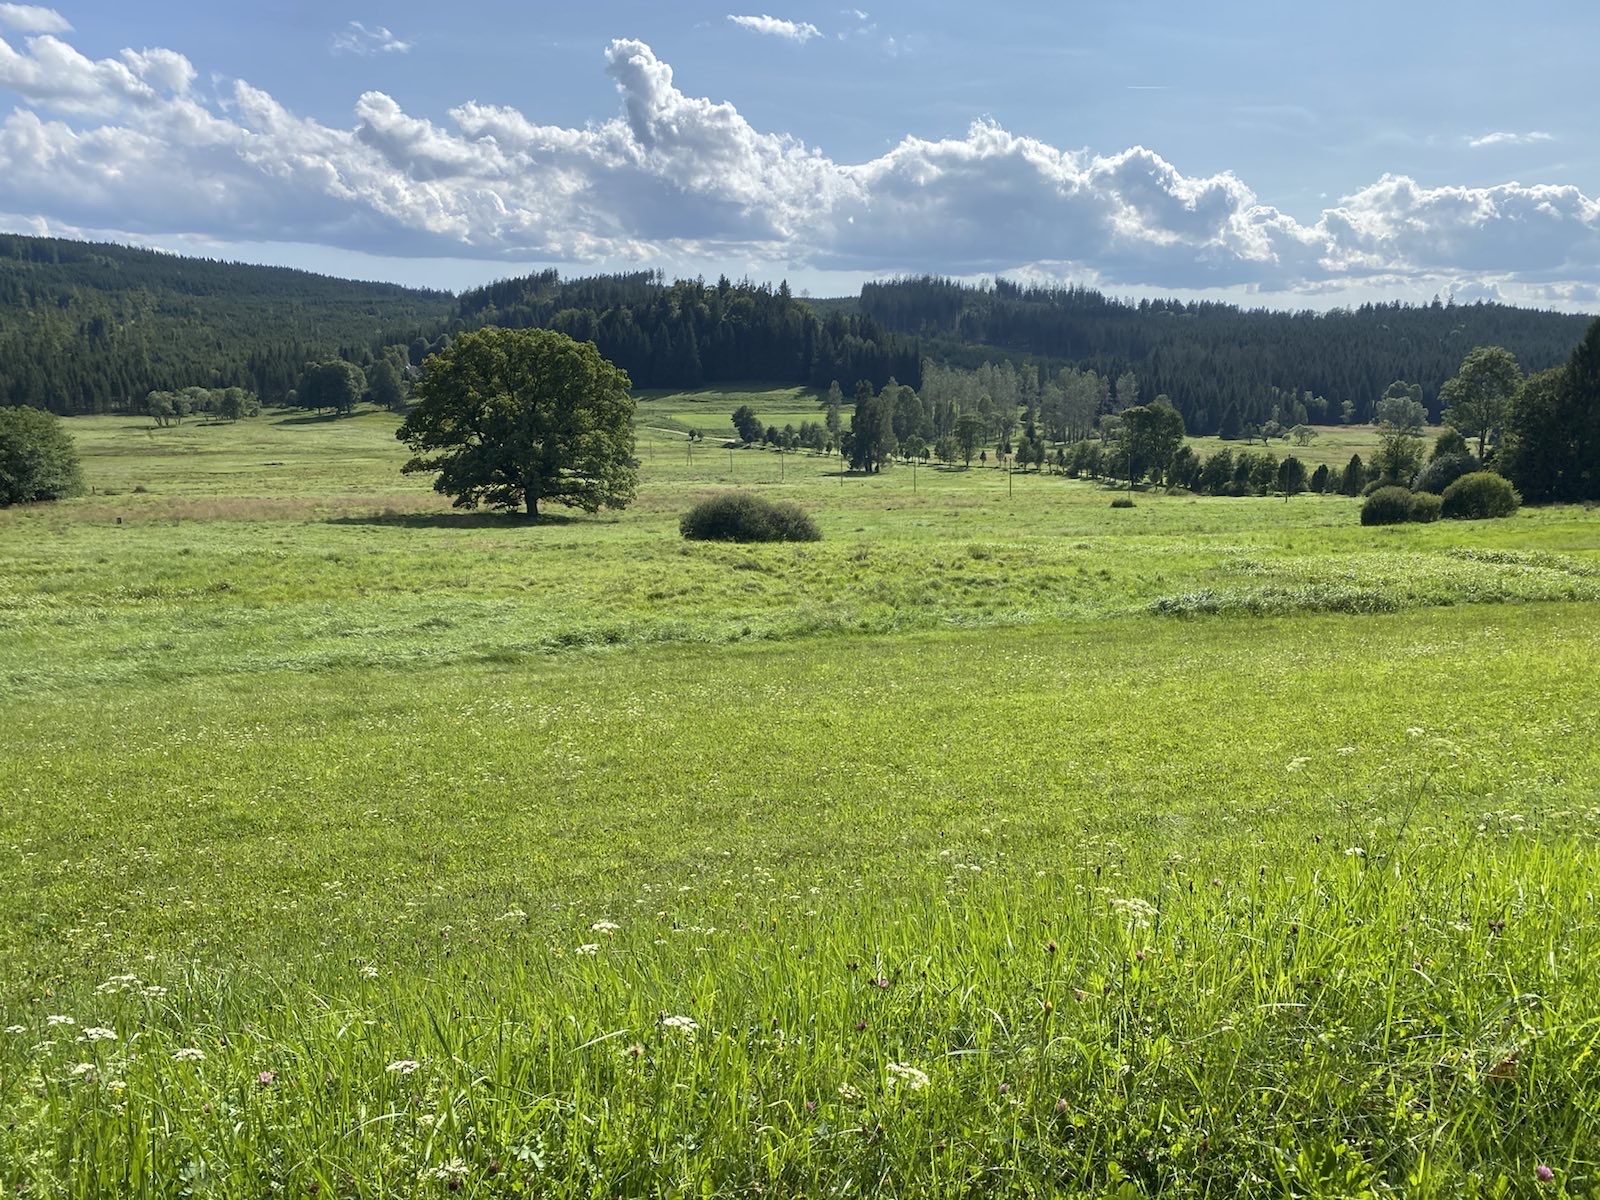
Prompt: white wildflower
<box><xmin>4</xmin><ymin>1025</ymin><xmax>25</xmax><ymax>1035</ymax></box>
<box><xmin>427</xmin><ymin>1160</ymin><xmax>469</xmax><ymax>1182</ymax></box>
<box><xmin>70</xmin><ymin>1062</ymin><xmax>97</xmax><ymax>1079</ymax></box>
<box><xmin>82</xmin><ymin>1027</ymin><xmax>117</xmax><ymax>1042</ymax></box>
<box><xmin>46</xmin><ymin>1015</ymin><xmax>76</xmax><ymax>1027</ymax></box>
<box><xmin>837</xmin><ymin>1081</ymin><xmax>862</xmax><ymax>1100</ymax></box>
<box><xmin>590</xmin><ymin>920</ymin><xmax>620</xmax><ymax>933</ymax></box>
<box><xmin>1110</xmin><ymin>897</ymin><xmax>1158</xmax><ymax>928</ymax></box>
<box><xmin>885</xmin><ymin>1062</ymin><xmax>930</xmax><ymax>1091</ymax></box>
<box><xmin>496</xmin><ymin>908</ymin><xmax>527</xmax><ymax>922</ymax></box>
<box><xmin>1406</xmin><ymin>726</ymin><xmax>1425</xmax><ymax>737</ymax></box>
<box><xmin>386</xmin><ymin>1058</ymin><xmax>421</xmax><ymax>1074</ymax></box>
<box><xmin>1344</xmin><ymin>847</ymin><xmax>1366</xmax><ymax>858</ymax></box>
<box><xmin>575</xmin><ymin>943</ymin><xmax>601</xmax><ymax>956</ymax></box>
<box><xmin>359</xmin><ymin>965</ymin><xmax>380</xmax><ymax>979</ymax></box>
<box><xmin>172</xmin><ymin>1048</ymin><xmax>205</xmax><ymax>1062</ymax></box>
<box><xmin>660</xmin><ymin>1015</ymin><xmax>699</xmax><ymax>1034</ymax></box>
<box><xmin>1286</xmin><ymin>756</ymin><xmax>1310</xmax><ymax>772</ymax></box>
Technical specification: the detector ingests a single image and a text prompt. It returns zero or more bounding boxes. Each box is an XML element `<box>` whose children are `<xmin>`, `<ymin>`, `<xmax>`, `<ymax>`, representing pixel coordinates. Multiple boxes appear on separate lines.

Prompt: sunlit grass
<box><xmin>2</xmin><ymin>398</ymin><xmax>1599</xmax><ymax>1196</ymax></box>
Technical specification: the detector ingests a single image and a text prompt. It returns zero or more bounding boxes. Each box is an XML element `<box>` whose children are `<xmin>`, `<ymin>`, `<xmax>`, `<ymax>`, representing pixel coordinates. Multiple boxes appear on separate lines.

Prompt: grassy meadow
<box><xmin>3</xmin><ymin>397</ymin><xmax>1600</xmax><ymax>1198</ymax></box>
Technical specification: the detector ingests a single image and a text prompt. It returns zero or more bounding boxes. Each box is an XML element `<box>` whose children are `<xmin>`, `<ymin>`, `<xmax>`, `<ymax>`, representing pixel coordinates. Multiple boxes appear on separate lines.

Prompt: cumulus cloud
<box><xmin>0</xmin><ymin>30</ymin><xmax>1597</xmax><ymax>295</ymax></box>
<box><xmin>1466</xmin><ymin>130</ymin><xmax>1554</xmax><ymax>149</ymax></box>
<box><xmin>0</xmin><ymin>4</ymin><xmax>69</xmax><ymax>33</ymax></box>
<box><xmin>331</xmin><ymin>21</ymin><xmax>411</xmax><ymax>57</ymax></box>
<box><xmin>727</xmin><ymin>14</ymin><xmax>822</xmax><ymax>43</ymax></box>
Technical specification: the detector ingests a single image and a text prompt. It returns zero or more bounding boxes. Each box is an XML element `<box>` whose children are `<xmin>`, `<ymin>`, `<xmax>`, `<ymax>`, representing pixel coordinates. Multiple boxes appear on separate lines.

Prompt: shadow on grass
<box><xmin>324</xmin><ymin>510</ymin><xmax>582</xmax><ymax>530</ymax></box>
<box><xmin>270</xmin><ymin>411</ymin><xmax>363</xmax><ymax>427</ymax></box>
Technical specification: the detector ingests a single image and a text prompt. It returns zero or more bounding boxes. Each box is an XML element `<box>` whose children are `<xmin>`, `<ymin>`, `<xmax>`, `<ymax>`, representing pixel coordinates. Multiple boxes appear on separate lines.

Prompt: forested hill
<box><xmin>860</xmin><ymin>277</ymin><xmax>1595</xmax><ymax>433</ymax></box>
<box><xmin>457</xmin><ymin>271</ymin><xmax>922</xmax><ymax>393</ymax></box>
<box><xmin>0</xmin><ymin>235</ymin><xmax>455</xmax><ymax>415</ymax></box>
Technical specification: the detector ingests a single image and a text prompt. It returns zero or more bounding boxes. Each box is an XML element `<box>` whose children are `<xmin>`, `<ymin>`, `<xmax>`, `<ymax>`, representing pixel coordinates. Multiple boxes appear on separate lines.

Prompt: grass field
<box><xmin>3</xmin><ymin>399</ymin><xmax>1599</xmax><ymax>1197</ymax></box>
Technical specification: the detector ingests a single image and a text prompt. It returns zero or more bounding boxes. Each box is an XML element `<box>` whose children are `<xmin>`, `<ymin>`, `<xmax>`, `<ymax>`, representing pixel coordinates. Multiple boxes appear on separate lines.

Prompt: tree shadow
<box><xmin>271</xmin><ymin>412</ymin><xmax>353</xmax><ymax>426</ymax></box>
<box><xmin>324</xmin><ymin>510</ymin><xmax>582</xmax><ymax>530</ymax></box>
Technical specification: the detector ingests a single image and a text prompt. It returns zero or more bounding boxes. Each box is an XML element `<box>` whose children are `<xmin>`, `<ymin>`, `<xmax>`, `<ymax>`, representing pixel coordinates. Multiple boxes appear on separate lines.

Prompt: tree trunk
<box><xmin>525</xmin><ymin>493</ymin><xmax>538</xmax><ymax>519</ymax></box>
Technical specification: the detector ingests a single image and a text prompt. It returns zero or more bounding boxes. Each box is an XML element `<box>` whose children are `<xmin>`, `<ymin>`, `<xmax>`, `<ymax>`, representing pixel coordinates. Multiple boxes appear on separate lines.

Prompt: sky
<box><xmin>0</xmin><ymin>1</ymin><xmax>1597</xmax><ymax>310</ymax></box>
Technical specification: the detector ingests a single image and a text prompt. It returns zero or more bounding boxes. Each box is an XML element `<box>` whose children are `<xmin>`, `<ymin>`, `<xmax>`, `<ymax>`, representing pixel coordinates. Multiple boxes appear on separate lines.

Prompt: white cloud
<box><xmin>0</xmin><ymin>4</ymin><xmax>70</xmax><ymax>34</ymax></box>
<box><xmin>727</xmin><ymin>15</ymin><xmax>822</xmax><ymax>43</ymax></box>
<box><xmin>0</xmin><ymin>31</ymin><xmax>1597</xmax><ymax>297</ymax></box>
<box><xmin>1467</xmin><ymin>130</ymin><xmax>1554</xmax><ymax>149</ymax></box>
<box><xmin>331</xmin><ymin>21</ymin><xmax>411</xmax><ymax>57</ymax></box>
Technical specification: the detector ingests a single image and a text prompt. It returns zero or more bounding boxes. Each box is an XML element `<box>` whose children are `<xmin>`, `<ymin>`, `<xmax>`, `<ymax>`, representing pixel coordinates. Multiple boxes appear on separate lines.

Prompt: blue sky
<box><xmin>1</xmin><ymin>1</ymin><xmax>1596</xmax><ymax>308</ymax></box>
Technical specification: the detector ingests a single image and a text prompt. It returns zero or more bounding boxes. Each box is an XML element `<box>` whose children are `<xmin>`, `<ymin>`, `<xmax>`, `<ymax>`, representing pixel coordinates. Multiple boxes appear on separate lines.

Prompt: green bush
<box><xmin>1411</xmin><ymin>453</ymin><xmax>1478</xmax><ymax>494</ymax></box>
<box><xmin>0</xmin><ymin>405</ymin><xmax>85</xmax><ymax>506</ymax></box>
<box><xmin>1360</xmin><ymin>486</ymin><xmax>1414</xmax><ymax>526</ymax></box>
<box><xmin>1408</xmin><ymin>491</ymin><xmax>1442</xmax><ymax>523</ymax></box>
<box><xmin>1440</xmin><ymin>471</ymin><xmax>1520</xmax><ymax>520</ymax></box>
<box><xmin>1110</xmin><ymin>496</ymin><xmax>1136</xmax><ymax>508</ymax></box>
<box><xmin>680</xmin><ymin>492</ymin><xmax>821</xmax><ymax>542</ymax></box>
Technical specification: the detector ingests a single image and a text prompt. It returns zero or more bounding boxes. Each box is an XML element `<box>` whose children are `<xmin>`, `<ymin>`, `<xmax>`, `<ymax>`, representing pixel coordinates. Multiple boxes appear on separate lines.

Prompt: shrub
<box><xmin>0</xmin><ymin>406</ymin><xmax>85</xmax><ymax>505</ymax></box>
<box><xmin>1110</xmin><ymin>496</ymin><xmax>1136</xmax><ymax>508</ymax></box>
<box><xmin>680</xmin><ymin>492</ymin><xmax>821</xmax><ymax>542</ymax></box>
<box><xmin>1440</xmin><ymin>471</ymin><xmax>1520</xmax><ymax>520</ymax></box>
<box><xmin>1360</xmin><ymin>486</ymin><xmax>1414</xmax><ymax>526</ymax></box>
<box><xmin>1408</xmin><ymin>491</ymin><xmax>1442</xmax><ymax>523</ymax></box>
<box><xmin>1411</xmin><ymin>453</ymin><xmax>1479</xmax><ymax>494</ymax></box>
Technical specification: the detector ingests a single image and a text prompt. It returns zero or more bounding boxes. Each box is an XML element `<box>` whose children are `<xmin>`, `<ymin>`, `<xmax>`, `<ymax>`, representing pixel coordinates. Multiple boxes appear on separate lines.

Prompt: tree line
<box><xmin>0</xmin><ymin>234</ymin><xmax>454</xmax><ymax>415</ymax></box>
<box><xmin>455</xmin><ymin>271</ymin><xmax>921</xmax><ymax>393</ymax></box>
<box><xmin>859</xmin><ymin>276</ymin><xmax>1593</xmax><ymax>438</ymax></box>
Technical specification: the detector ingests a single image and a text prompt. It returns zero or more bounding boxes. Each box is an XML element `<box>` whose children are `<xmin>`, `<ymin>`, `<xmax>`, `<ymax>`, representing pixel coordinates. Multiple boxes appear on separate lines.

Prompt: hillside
<box><xmin>861</xmin><ymin>276</ymin><xmax>1594</xmax><ymax>434</ymax></box>
<box><xmin>0</xmin><ymin>235</ymin><xmax>456</xmax><ymax>415</ymax></box>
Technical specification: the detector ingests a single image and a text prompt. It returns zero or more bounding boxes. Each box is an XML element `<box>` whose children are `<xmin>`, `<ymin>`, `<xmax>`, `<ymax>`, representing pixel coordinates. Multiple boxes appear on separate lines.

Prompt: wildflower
<box><xmin>82</xmin><ymin>1027</ymin><xmax>117</xmax><ymax>1042</ymax></box>
<box><xmin>885</xmin><ymin>1063</ymin><xmax>930</xmax><ymax>1091</ymax></box>
<box><xmin>172</xmin><ymin>1048</ymin><xmax>205</xmax><ymax>1062</ymax></box>
<box><xmin>590</xmin><ymin>920</ymin><xmax>620</xmax><ymax>933</ymax></box>
<box><xmin>386</xmin><ymin>1059</ymin><xmax>421</xmax><ymax>1074</ymax></box>
<box><xmin>496</xmin><ymin>908</ymin><xmax>527</xmax><ymax>922</ymax></box>
<box><xmin>1406</xmin><ymin>726</ymin><xmax>1425</xmax><ymax>737</ymax></box>
<box><xmin>46</xmin><ymin>1015</ymin><xmax>76</xmax><ymax>1027</ymax></box>
<box><xmin>257</xmin><ymin>1070</ymin><xmax>277</xmax><ymax>1087</ymax></box>
<box><xmin>1055</xmin><ymin>1097</ymin><xmax>1070</xmax><ymax>1113</ymax></box>
<box><xmin>4</xmin><ymin>1025</ymin><xmax>25</xmax><ymax>1035</ymax></box>
<box><xmin>427</xmin><ymin>1160</ymin><xmax>468</xmax><ymax>1183</ymax></box>
<box><xmin>1111</xmin><ymin>897</ymin><xmax>1157</xmax><ymax>928</ymax></box>
<box><xmin>575</xmin><ymin>943</ymin><xmax>601</xmax><ymax>955</ymax></box>
<box><xmin>837</xmin><ymin>1082</ymin><xmax>862</xmax><ymax>1100</ymax></box>
<box><xmin>624</xmin><ymin>1042</ymin><xmax>644</xmax><ymax>1060</ymax></box>
<box><xmin>70</xmin><ymin>1062</ymin><xmax>97</xmax><ymax>1079</ymax></box>
<box><xmin>359</xmin><ymin>965</ymin><xmax>379</xmax><ymax>979</ymax></box>
<box><xmin>1344</xmin><ymin>847</ymin><xmax>1366</xmax><ymax>858</ymax></box>
<box><xmin>1536</xmin><ymin>1165</ymin><xmax>1555</xmax><ymax>1183</ymax></box>
<box><xmin>660</xmin><ymin>1015</ymin><xmax>699</xmax><ymax>1034</ymax></box>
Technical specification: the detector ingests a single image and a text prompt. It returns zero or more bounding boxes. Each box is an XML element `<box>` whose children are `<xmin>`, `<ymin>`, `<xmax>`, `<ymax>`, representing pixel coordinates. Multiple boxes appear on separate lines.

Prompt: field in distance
<box><xmin>2</xmin><ymin>392</ymin><xmax>1599</xmax><ymax>1197</ymax></box>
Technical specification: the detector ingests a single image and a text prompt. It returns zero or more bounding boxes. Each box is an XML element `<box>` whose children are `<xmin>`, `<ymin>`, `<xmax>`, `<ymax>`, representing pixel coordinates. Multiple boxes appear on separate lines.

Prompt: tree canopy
<box><xmin>1506</xmin><ymin>317</ymin><xmax>1600</xmax><ymax>503</ymax></box>
<box><xmin>397</xmin><ymin>327</ymin><xmax>637</xmax><ymax>518</ymax></box>
<box><xmin>0</xmin><ymin>406</ymin><xmax>85</xmax><ymax>505</ymax></box>
<box><xmin>1439</xmin><ymin>346</ymin><xmax>1521</xmax><ymax>459</ymax></box>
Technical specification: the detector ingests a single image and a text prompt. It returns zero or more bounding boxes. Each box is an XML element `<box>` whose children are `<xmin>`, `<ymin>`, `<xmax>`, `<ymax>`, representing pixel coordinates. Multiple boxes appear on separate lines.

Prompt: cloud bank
<box><xmin>0</xmin><ymin>29</ymin><xmax>1597</xmax><ymax>296</ymax></box>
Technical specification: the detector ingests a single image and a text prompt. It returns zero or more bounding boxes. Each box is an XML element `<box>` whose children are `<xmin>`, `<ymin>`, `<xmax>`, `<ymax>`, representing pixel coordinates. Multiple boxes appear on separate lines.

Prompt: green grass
<box><xmin>3</xmin><ymin>399</ymin><xmax>1600</xmax><ymax>1197</ymax></box>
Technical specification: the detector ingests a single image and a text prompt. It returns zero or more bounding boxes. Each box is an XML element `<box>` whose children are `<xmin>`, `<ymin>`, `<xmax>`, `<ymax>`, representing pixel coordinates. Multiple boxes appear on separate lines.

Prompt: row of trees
<box><xmin>861</xmin><ymin>275</ymin><xmax>1592</xmax><ymax>437</ymax></box>
<box><xmin>0</xmin><ymin>234</ymin><xmax>453</xmax><ymax>415</ymax></box>
<box><xmin>457</xmin><ymin>271</ymin><xmax>921</xmax><ymax>393</ymax></box>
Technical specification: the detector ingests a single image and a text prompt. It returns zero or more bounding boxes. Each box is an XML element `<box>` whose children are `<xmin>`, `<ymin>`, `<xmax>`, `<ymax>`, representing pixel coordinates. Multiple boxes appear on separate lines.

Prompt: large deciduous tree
<box><xmin>0</xmin><ymin>406</ymin><xmax>85</xmax><ymax>505</ymax></box>
<box><xmin>397</xmin><ymin>327</ymin><xmax>637</xmax><ymax>518</ymax></box>
<box><xmin>297</xmin><ymin>360</ymin><xmax>367</xmax><ymax>415</ymax></box>
<box><xmin>1439</xmin><ymin>346</ymin><xmax>1521</xmax><ymax>460</ymax></box>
